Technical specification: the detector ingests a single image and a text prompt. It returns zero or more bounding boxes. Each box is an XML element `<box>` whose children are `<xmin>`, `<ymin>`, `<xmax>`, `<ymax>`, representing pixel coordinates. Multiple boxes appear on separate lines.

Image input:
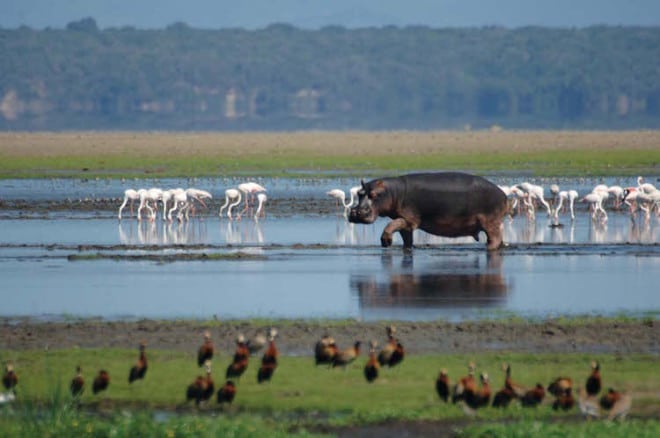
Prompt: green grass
<box><xmin>1</xmin><ymin>350</ymin><xmax>657</xmax><ymax>419</ymax></box>
<box><xmin>460</xmin><ymin>418</ymin><xmax>660</xmax><ymax>437</ymax></box>
<box><xmin>1</xmin><ymin>148</ymin><xmax>658</xmax><ymax>179</ymax></box>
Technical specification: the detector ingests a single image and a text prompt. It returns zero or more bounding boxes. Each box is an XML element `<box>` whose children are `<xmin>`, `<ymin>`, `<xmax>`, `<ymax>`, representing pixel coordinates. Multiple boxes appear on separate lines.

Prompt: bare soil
<box><xmin>1</xmin><ymin>318</ymin><xmax>656</xmax><ymax>355</ymax></box>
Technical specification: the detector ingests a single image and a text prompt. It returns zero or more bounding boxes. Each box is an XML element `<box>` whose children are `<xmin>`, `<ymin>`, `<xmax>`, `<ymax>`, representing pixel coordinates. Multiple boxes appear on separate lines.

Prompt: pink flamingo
<box><xmin>238</xmin><ymin>182</ymin><xmax>267</xmax><ymax>216</ymax></box>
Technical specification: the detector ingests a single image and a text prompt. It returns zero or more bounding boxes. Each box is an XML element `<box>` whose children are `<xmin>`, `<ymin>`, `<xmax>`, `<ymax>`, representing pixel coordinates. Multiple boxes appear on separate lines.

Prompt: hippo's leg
<box><xmin>381</xmin><ymin>218</ymin><xmax>413</xmax><ymax>248</ymax></box>
<box><xmin>399</xmin><ymin>229</ymin><xmax>413</xmax><ymax>248</ymax></box>
<box><xmin>483</xmin><ymin>217</ymin><xmax>505</xmax><ymax>250</ymax></box>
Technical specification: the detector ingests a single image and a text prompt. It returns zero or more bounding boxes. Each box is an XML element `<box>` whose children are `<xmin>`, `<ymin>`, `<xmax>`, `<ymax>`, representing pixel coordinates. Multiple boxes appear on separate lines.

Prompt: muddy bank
<box><xmin>0</xmin><ymin>197</ymin><xmax>335</xmax><ymax>217</ymax></box>
<box><xmin>1</xmin><ymin>319</ymin><xmax>656</xmax><ymax>355</ymax></box>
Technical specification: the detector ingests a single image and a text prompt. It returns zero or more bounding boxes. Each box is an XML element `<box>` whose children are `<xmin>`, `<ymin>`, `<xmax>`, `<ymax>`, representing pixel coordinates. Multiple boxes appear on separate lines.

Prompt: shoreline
<box><xmin>1</xmin><ymin>318</ymin><xmax>656</xmax><ymax>355</ymax></box>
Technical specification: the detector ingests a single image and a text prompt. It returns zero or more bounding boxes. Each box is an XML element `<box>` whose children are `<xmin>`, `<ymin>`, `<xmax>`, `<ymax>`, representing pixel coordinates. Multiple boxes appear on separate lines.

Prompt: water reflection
<box><xmin>351</xmin><ymin>253</ymin><xmax>508</xmax><ymax>318</ymax></box>
<box><xmin>220</xmin><ymin>220</ymin><xmax>265</xmax><ymax>245</ymax></box>
<box><xmin>118</xmin><ymin>221</ymin><xmax>209</xmax><ymax>245</ymax></box>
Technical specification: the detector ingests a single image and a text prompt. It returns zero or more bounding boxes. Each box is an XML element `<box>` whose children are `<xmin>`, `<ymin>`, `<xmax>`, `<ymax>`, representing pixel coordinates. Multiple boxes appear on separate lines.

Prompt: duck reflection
<box><xmin>351</xmin><ymin>253</ymin><xmax>508</xmax><ymax>313</ymax></box>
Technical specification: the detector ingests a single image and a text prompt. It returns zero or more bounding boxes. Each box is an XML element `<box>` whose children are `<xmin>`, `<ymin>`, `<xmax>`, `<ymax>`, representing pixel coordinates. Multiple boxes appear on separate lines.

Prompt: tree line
<box><xmin>1</xmin><ymin>18</ymin><xmax>659</xmax><ymax>130</ymax></box>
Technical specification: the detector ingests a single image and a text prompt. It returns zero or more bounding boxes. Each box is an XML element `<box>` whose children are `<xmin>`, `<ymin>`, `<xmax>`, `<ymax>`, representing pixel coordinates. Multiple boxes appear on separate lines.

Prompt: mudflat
<box><xmin>1</xmin><ymin>318</ymin><xmax>656</xmax><ymax>355</ymax></box>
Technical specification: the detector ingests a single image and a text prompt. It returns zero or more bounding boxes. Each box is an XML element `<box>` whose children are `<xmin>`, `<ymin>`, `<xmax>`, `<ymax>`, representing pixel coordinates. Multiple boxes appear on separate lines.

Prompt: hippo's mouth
<box><xmin>348</xmin><ymin>205</ymin><xmax>377</xmax><ymax>224</ymax></box>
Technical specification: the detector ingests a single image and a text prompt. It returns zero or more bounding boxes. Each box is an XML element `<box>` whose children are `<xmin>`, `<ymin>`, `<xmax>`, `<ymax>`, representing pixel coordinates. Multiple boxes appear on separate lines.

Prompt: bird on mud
<box><xmin>492</xmin><ymin>363</ymin><xmax>526</xmax><ymax>408</ymax></box>
<box><xmin>452</xmin><ymin>362</ymin><xmax>476</xmax><ymax>404</ymax></box>
<box><xmin>547</xmin><ymin>376</ymin><xmax>573</xmax><ymax>398</ymax></box>
<box><xmin>553</xmin><ymin>387</ymin><xmax>576</xmax><ymax>411</ymax></box>
<box><xmin>92</xmin><ymin>370</ymin><xmax>110</xmax><ymax>395</ymax></box>
<box><xmin>226</xmin><ymin>334</ymin><xmax>250</xmax><ymax>381</ymax></box>
<box><xmin>332</xmin><ymin>341</ymin><xmax>361</xmax><ymax>369</ymax></box>
<box><xmin>257</xmin><ymin>328</ymin><xmax>279</xmax><ymax>384</ymax></box>
<box><xmin>128</xmin><ymin>342</ymin><xmax>148</xmax><ymax>383</ymax></box>
<box><xmin>2</xmin><ymin>362</ymin><xmax>18</xmax><ymax>393</ymax></box>
<box><xmin>599</xmin><ymin>388</ymin><xmax>632</xmax><ymax>420</ymax></box>
<box><xmin>198</xmin><ymin>331</ymin><xmax>214</xmax><ymax>367</ymax></box>
<box><xmin>246</xmin><ymin>331</ymin><xmax>267</xmax><ymax>356</ymax></box>
<box><xmin>585</xmin><ymin>361</ymin><xmax>602</xmax><ymax>397</ymax></box>
<box><xmin>520</xmin><ymin>383</ymin><xmax>546</xmax><ymax>407</ymax></box>
<box><xmin>314</xmin><ymin>334</ymin><xmax>338</xmax><ymax>367</ymax></box>
<box><xmin>217</xmin><ymin>380</ymin><xmax>237</xmax><ymax>406</ymax></box>
<box><xmin>378</xmin><ymin>325</ymin><xmax>404</xmax><ymax>368</ymax></box>
<box><xmin>463</xmin><ymin>372</ymin><xmax>491</xmax><ymax>414</ymax></box>
<box><xmin>70</xmin><ymin>365</ymin><xmax>85</xmax><ymax>397</ymax></box>
<box><xmin>363</xmin><ymin>341</ymin><xmax>379</xmax><ymax>383</ymax></box>
<box><xmin>186</xmin><ymin>360</ymin><xmax>215</xmax><ymax>406</ymax></box>
<box><xmin>436</xmin><ymin>369</ymin><xmax>450</xmax><ymax>402</ymax></box>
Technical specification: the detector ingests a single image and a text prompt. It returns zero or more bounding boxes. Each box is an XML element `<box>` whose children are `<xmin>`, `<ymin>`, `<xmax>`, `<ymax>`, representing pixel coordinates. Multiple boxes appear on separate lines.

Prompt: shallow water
<box><xmin>0</xmin><ymin>177</ymin><xmax>658</xmax><ymax>321</ymax></box>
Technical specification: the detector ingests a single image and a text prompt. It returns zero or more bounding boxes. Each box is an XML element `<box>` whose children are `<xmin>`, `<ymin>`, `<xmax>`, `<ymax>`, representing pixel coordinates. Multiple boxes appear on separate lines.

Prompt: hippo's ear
<box><xmin>369</xmin><ymin>180</ymin><xmax>386</xmax><ymax>199</ymax></box>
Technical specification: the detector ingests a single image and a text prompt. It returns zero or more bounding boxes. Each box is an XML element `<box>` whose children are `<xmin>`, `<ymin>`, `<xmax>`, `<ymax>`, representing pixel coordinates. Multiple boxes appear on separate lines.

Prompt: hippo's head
<box><xmin>348</xmin><ymin>179</ymin><xmax>392</xmax><ymax>224</ymax></box>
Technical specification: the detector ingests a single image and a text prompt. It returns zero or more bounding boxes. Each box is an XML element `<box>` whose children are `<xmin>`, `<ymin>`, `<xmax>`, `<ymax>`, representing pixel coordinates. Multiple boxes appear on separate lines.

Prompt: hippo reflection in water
<box><xmin>351</xmin><ymin>253</ymin><xmax>507</xmax><ymax>310</ymax></box>
<box><xmin>348</xmin><ymin>172</ymin><xmax>508</xmax><ymax>250</ymax></box>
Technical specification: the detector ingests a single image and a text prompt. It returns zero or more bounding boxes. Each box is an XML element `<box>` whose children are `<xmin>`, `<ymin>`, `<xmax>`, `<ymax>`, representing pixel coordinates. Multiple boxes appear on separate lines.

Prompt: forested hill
<box><xmin>2</xmin><ymin>19</ymin><xmax>660</xmax><ymax>131</ymax></box>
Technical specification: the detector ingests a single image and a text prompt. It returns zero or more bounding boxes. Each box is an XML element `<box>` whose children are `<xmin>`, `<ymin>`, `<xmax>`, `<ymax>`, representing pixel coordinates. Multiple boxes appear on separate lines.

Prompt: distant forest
<box><xmin>2</xmin><ymin>18</ymin><xmax>660</xmax><ymax>131</ymax></box>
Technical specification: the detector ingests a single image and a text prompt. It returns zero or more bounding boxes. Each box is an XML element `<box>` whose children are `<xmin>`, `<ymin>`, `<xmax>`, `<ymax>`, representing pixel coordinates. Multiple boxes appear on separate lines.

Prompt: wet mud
<box><xmin>1</xmin><ymin>318</ymin><xmax>656</xmax><ymax>355</ymax></box>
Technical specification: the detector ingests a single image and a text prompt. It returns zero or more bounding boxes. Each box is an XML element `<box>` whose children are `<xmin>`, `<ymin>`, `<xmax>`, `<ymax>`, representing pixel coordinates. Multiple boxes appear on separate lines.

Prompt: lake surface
<box><xmin>0</xmin><ymin>176</ymin><xmax>658</xmax><ymax>321</ymax></box>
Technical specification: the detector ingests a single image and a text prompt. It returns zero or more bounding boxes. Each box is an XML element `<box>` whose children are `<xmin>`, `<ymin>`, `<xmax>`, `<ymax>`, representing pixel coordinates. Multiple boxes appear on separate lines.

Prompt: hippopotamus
<box><xmin>348</xmin><ymin>172</ymin><xmax>507</xmax><ymax>250</ymax></box>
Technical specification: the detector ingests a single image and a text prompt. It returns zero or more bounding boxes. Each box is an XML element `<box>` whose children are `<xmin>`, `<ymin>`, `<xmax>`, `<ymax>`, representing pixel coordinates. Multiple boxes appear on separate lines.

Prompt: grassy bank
<box><xmin>1</xmin><ymin>349</ymin><xmax>657</xmax><ymax>436</ymax></box>
<box><xmin>0</xmin><ymin>131</ymin><xmax>659</xmax><ymax>178</ymax></box>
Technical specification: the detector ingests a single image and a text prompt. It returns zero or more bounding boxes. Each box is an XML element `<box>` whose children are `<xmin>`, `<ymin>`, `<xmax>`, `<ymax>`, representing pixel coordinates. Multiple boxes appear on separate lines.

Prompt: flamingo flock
<box><xmin>118</xmin><ymin>187</ymin><xmax>213</xmax><ymax>222</ymax></box>
<box><xmin>118</xmin><ymin>182</ymin><xmax>267</xmax><ymax>222</ymax></box>
<box><xmin>117</xmin><ymin>176</ymin><xmax>659</xmax><ymax>228</ymax></box>
<box><xmin>498</xmin><ymin>176</ymin><xmax>659</xmax><ymax>224</ymax></box>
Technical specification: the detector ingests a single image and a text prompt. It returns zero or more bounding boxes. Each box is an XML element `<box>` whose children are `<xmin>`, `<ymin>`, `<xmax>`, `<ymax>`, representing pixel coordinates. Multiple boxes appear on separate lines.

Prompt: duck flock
<box><xmin>1</xmin><ymin>325</ymin><xmax>632</xmax><ymax>421</ymax></box>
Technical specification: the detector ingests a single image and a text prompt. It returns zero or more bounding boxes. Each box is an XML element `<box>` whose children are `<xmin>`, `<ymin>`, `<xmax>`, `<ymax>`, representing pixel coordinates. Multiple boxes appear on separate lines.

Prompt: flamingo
<box><xmin>219</xmin><ymin>188</ymin><xmax>241</xmax><ymax>217</ymax></box>
<box><xmin>167</xmin><ymin>188</ymin><xmax>187</xmax><ymax>222</ymax></box>
<box><xmin>622</xmin><ymin>187</ymin><xmax>639</xmax><ymax>215</ymax></box>
<box><xmin>183</xmin><ymin>188</ymin><xmax>213</xmax><ymax>220</ymax></box>
<box><xmin>327</xmin><ymin>187</ymin><xmax>358</xmax><ymax>216</ymax></box>
<box><xmin>160</xmin><ymin>189</ymin><xmax>174</xmax><ymax>220</ymax></box>
<box><xmin>550</xmin><ymin>184</ymin><xmax>560</xmax><ymax>208</ymax></box>
<box><xmin>226</xmin><ymin>191</ymin><xmax>243</xmax><ymax>220</ymax></box>
<box><xmin>254</xmin><ymin>193</ymin><xmax>267</xmax><ymax>219</ymax></box>
<box><xmin>238</xmin><ymin>182</ymin><xmax>267</xmax><ymax>216</ymax></box>
<box><xmin>637</xmin><ymin>176</ymin><xmax>657</xmax><ymax>194</ymax></box>
<box><xmin>553</xmin><ymin>191</ymin><xmax>568</xmax><ymax>222</ymax></box>
<box><xmin>137</xmin><ymin>188</ymin><xmax>163</xmax><ymax>222</ymax></box>
<box><xmin>567</xmin><ymin>190</ymin><xmax>579</xmax><ymax>220</ymax></box>
<box><xmin>516</xmin><ymin>182</ymin><xmax>552</xmax><ymax>217</ymax></box>
<box><xmin>582</xmin><ymin>192</ymin><xmax>607</xmax><ymax>221</ymax></box>
<box><xmin>607</xmin><ymin>186</ymin><xmax>624</xmax><ymax>209</ymax></box>
<box><xmin>118</xmin><ymin>189</ymin><xmax>140</xmax><ymax>220</ymax></box>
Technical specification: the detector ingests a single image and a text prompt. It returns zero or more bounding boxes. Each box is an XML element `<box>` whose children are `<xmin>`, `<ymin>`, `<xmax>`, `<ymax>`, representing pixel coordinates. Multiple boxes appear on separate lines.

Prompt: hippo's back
<box><xmin>398</xmin><ymin>172</ymin><xmax>506</xmax><ymax>217</ymax></box>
